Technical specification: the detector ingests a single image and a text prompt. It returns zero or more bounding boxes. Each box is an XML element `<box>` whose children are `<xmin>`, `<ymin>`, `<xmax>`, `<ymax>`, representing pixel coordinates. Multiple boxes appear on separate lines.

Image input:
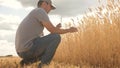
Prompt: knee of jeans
<box><xmin>52</xmin><ymin>34</ymin><xmax>61</xmax><ymax>42</ymax></box>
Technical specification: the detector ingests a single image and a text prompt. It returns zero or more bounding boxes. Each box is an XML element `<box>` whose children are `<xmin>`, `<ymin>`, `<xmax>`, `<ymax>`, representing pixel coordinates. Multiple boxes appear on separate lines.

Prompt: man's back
<box><xmin>15</xmin><ymin>8</ymin><xmax>50</xmax><ymax>52</ymax></box>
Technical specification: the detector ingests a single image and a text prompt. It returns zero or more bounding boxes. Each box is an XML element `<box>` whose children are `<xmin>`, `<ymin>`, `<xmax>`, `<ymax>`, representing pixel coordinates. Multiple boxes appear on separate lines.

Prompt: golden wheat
<box><xmin>54</xmin><ymin>0</ymin><xmax>120</xmax><ymax>68</ymax></box>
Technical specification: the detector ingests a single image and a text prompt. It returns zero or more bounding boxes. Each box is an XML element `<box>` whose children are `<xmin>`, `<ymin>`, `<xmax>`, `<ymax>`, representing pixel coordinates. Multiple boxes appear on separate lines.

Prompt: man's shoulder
<box><xmin>29</xmin><ymin>8</ymin><xmax>46</xmax><ymax>16</ymax></box>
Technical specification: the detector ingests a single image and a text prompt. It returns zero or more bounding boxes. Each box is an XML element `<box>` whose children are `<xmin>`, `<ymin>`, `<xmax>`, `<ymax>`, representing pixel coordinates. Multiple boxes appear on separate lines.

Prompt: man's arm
<box><xmin>41</xmin><ymin>21</ymin><xmax>78</xmax><ymax>34</ymax></box>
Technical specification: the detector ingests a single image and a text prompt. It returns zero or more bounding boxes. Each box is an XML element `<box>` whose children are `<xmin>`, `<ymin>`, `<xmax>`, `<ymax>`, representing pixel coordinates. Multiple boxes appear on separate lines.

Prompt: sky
<box><xmin>0</xmin><ymin>0</ymin><xmax>102</xmax><ymax>56</ymax></box>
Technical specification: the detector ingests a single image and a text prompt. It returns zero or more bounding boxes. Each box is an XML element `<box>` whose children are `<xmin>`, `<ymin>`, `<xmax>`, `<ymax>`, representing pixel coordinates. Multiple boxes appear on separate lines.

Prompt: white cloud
<box><xmin>0</xmin><ymin>30</ymin><xmax>15</xmax><ymax>42</ymax></box>
<box><xmin>0</xmin><ymin>0</ymin><xmax>23</xmax><ymax>56</ymax></box>
<box><xmin>17</xmin><ymin>0</ymin><xmax>100</xmax><ymax>16</ymax></box>
<box><xmin>0</xmin><ymin>14</ymin><xmax>21</xmax><ymax>49</ymax></box>
<box><xmin>0</xmin><ymin>40</ymin><xmax>17</xmax><ymax>56</ymax></box>
<box><xmin>0</xmin><ymin>14</ymin><xmax>20</xmax><ymax>56</ymax></box>
<box><xmin>17</xmin><ymin>0</ymin><xmax>39</xmax><ymax>7</ymax></box>
<box><xmin>0</xmin><ymin>0</ymin><xmax>23</xmax><ymax>9</ymax></box>
<box><xmin>0</xmin><ymin>14</ymin><xmax>21</xmax><ymax>30</ymax></box>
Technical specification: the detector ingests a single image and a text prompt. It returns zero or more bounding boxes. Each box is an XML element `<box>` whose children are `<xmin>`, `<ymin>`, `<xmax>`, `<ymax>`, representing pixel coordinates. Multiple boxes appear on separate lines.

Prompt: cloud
<box><xmin>17</xmin><ymin>0</ymin><xmax>99</xmax><ymax>17</ymax></box>
<box><xmin>0</xmin><ymin>14</ymin><xmax>21</xmax><ymax>43</ymax></box>
<box><xmin>0</xmin><ymin>0</ymin><xmax>23</xmax><ymax>9</ymax></box>
<box><xmin>17</xmin><ymin>0</ymin><xmax>39</xmax><ymax>7</ymax></box>
<box><xmin>0</xmin><ymin>14</ymin><xmax>21</xmax><ymax>30</ymax></box>
<box><xmin>53</xmin><ymin>0</ymin><xmax>100</xmax><ymax>16</ymax></box>
<box><xmin>0</xmin><ymin>30</ymin><xmax>16</xmax><ymax>42</ymax></box>
<box><xmin>0</xmin><ymin>40</ymin><xmax>17</xmax><ymax>56</ymax></box>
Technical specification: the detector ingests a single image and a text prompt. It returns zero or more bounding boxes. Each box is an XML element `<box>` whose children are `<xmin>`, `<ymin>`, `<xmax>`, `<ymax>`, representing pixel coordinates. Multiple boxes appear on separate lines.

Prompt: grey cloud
<box><xmin>0</xmin><ymin>22</ymin><xmax>12</xmax><ymax>30</ymax></box>
<box><xmin>0</xmin><ymin>19</ymin><xmax>14</xmax><ymax>30</ymax></box>
<box><xmin>0</xmin><ymin>22</ymin><xmax>15</xmax><ymax>30</ymax></box>
<box><xmin>0</xmin><ymin>33</ymin><xmax>15</xmax><ymax>42</ymax></box>
<box><xmin>51</xmin><ymin>0</ymin><xmax>99</xmax><ymax>16</ymax></box>
<box><xmin>0</xmin><ymin>18</ymin><xmax>17</xmax><ymax>30</ymax></box>
<box><xmin>0</xmin><ymin>21</ymin><xmax>16</xmax><ymax>43</ymax></box>
<box><xmin>0</xmin><ymin>17</ymin><xmax>11</xmax><ymax>30</ymax></box>
<box><xmin>17</xmin><ymin>0</ymin><xmax>99</xmax><ymax>17</ymax></box>
<box><xmin>17</xmin><ymin>0</ymin><xmax>39</xmax><ymax>7</ymax></box>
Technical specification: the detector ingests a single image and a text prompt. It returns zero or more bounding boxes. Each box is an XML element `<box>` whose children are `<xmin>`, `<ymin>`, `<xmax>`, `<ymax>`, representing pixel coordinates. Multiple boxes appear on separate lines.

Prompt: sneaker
<box><xmin>38</xmin><ymin>63</ymin><xmax>49</xmax><ymax>68</ymax></box>
<box><xmin>20</xmin><ymin>59</ymin><xmax>31</xmax><ymax>67</ymax></box>
<box><xmin>38</xmin><ymin>63</ymin><xmax>42</xmax><ymax>68</ymax></box>
<box><xmin>20</xmin><ymin>60</ymin><xmax>25</xmax><ymax>67</ymax></box>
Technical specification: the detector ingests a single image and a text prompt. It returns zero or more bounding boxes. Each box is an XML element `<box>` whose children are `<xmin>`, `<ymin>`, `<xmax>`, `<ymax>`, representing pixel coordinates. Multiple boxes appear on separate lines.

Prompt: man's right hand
<box><xmin>42</xmin><ymin>20</ymin><xmax>78</xmax><ymax>34</ymax></box>
<box><xmin>68</xmin><ymin>27</ymin><xmax>78</xmax><ymax>33</ymax></box>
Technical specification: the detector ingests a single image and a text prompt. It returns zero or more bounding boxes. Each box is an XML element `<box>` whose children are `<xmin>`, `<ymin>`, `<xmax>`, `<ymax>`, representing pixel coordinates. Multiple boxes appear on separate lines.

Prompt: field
<box><xmin>0</xmin><ymin>56</ymin><xmax>110</xmax><ymax>68</ymax></box>
<box><xmin>0</xmin><ymin>0</ymin><xmax>120</xmax><ymax>68</ymax></box>
<box><xmin>0</xmin><ymin>57</ymin><xmax>80</xmax><ymax>68</ymax></box>
<box><xmin>54</xmin><ymin>0</ymin><xmax>120</xmax><ymax>68</ymax></box>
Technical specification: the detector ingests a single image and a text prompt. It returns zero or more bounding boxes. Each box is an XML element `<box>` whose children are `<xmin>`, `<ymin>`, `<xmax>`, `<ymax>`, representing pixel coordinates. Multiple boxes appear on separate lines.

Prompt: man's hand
<box><xmin>68</xmin><ymin>27</ymin><xmax>78</xmax><ymax>33</ymax></box>
<box><xmin>56</xmin><ymin>23</ymin><xmax>62</xmax><ymax>29</ymax></box>
<box><xmin>42</xmin><ymin>20</ymin><xmax>78</xmax><ymax>34</ymax></box>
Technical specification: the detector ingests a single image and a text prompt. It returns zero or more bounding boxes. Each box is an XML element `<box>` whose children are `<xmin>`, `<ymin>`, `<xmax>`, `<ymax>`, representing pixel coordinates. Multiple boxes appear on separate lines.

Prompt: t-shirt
<box><xmin>15</xmin><ymin>8</ymin><xmax>50</xmax><ymax>52</ymax></box>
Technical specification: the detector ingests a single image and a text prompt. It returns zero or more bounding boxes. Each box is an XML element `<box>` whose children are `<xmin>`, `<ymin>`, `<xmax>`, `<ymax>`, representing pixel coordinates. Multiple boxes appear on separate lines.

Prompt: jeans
<box><xmin>17</xmin><ymin>34</ymin><xmax>61</xmax><ymax>65</ymax></box>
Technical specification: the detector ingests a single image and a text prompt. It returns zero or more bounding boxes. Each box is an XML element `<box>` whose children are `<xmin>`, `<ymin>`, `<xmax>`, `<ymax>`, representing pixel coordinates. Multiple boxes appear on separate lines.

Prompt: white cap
<box><xmin>39</xmin><ymin>0</ymin><xmax>56</xmax><ymax>10</ymax></box>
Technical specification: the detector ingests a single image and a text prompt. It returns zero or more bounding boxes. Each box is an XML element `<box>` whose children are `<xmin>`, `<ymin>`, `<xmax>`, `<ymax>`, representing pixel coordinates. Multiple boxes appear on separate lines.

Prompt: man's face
<box><xmin>45</xmin><ymin>2</ymin><xmax>52</xmax><ymax>13</ymax></box>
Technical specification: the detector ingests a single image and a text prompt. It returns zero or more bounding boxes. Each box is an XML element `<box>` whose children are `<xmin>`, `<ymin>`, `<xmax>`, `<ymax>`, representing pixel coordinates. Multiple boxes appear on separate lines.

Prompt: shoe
<box><xmin>20</xmin><ymin>60</ymin><xmax>25</xmax><ymax>67</ymax></box>
<box><xmin>20</xmin><ymin>59</ymin><xmax>31</xmax><ymax>68</ymax></box>
<box><xmin>38</xmin><ymin>63</ymin><xmax>43</xmax><ymax>68</ymax></box>
<box><xmin>38</xmin><ymin>63</ymin><xmax>49</xmax><ymax>68</ymax></box>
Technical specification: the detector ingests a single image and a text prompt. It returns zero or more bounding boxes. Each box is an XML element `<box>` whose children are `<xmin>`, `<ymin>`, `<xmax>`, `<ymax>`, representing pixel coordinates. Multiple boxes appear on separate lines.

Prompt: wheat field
<box><xmin>0</xmin><ymin>57</ymin><xmax>80</xmax><ymax>68</ymax></box>
<box><xmin>54</xmin><ymin>0</ymin><xmax>120</xmax><ymax>68</ymax></box>
<box><xmin>0</xmin><ymin>0</ymin><xmax>120</xmax><ymax>68</ymax></box>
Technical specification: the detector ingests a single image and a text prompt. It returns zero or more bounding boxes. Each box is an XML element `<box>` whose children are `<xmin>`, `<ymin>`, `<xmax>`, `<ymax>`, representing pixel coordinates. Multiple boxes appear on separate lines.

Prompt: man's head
<box><xmin>37</xmin><ymin>0</ymin><xmax>56</xmax><ymax>10</ymax></box>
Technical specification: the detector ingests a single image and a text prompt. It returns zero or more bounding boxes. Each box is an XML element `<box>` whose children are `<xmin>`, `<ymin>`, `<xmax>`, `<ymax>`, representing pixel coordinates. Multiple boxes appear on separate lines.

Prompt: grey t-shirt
<box><xmin>15</xmin><ymin>8</ymin><xmax>50</xmax><ymax>52</ymax></box>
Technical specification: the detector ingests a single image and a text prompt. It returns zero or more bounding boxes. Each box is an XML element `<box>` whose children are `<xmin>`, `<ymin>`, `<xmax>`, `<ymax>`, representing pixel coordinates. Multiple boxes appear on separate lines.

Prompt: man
<box><xmin>15</xmin><ymin>0</ymin><xmax>78</xmax><ymax>68</ymax></box>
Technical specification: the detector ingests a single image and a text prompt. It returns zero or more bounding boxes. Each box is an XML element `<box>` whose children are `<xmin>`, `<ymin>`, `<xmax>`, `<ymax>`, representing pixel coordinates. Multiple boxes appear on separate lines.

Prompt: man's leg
<box><xmin>33</xmin><ymin>34</ymin><xmax>61</xmax><ymax>67</ymax></box>
<box><xmin>18</xmin><ymin>34</ymin><xmax>61</xmax><ymax>67</ymax></box>
<box><xmin>18</xmin><ymin>51</ymin><xmax>42</xmax><ymax>67</ymax></box>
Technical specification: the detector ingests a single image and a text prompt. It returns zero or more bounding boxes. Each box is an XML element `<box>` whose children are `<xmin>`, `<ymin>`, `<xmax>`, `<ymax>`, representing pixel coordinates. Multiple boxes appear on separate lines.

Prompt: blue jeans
<box><xmin>17</xmin><ymin>34</ymin><xmax>61</xmax><ymax>65</ymax></box>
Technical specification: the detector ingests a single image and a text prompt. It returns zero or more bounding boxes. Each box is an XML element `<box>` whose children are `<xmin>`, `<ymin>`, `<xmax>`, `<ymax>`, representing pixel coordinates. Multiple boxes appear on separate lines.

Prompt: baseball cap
<box><xmin>39</xmin><ymin>0</ymin><xmax>56</xmax><ymax>10</ymax></box>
